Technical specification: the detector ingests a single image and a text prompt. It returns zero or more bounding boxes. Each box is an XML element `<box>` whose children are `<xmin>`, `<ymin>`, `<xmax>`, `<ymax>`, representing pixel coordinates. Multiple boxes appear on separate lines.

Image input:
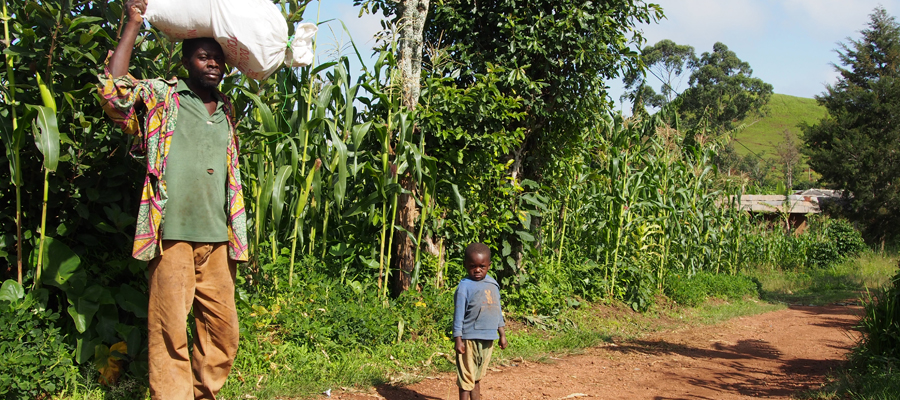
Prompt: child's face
<box><xmin>464</xmin><ymin>253</ymin><xmax>490</xmax><ymax>281</ymax></box>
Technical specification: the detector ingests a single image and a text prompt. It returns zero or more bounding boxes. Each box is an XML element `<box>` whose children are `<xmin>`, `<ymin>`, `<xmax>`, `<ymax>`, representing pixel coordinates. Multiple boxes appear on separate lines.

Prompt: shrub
<box><xmin>0</xmin><ymin>282</ymin><xmax>78</xmax><ymax>399</ymax></box>
<box><xmin>855</xmin><ymin>269</ymin><xmax>900</xmax><ymax>366</ymax></box>
<box><xmin>808</xmin><ymin>219</ymin><xmax>868</xmax><ymax>269</ymax></box>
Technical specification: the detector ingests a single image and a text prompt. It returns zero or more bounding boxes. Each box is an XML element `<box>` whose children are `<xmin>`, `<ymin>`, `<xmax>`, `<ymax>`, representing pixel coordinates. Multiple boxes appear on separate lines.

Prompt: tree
<box><xmin>357</xmin><ymin>0</ymin><xmax>663</xmax><ymax>283</ymax></box>
<box><xmin>679</xmin><ymin>42</ymin><xmax>773</xmax><ymax>133</ymax></box>
<box><xmin>774</xmin><ymin>130</ymin><xmax>800</xmax><ymax>190</ymax></box>
<box><xmin>422</xmin><ymin>0</ymin><xmax>662</xmax><ymax>279</ymax></box>
<box><xmin>355</xmin><ymin>0</ymin><xmax>431</xmax><ymax>294</ymax></box>
<box><xmin>392</xmin><ymin>0</ymin><xmax>429</xmax><ymax>294</ymax></box>
<box><xmin>802</xmin><ymin>7</ymin><xmax>900</xmax><ymax>240</ymax></box>
<box><xmin>621</xmin><ymin>39</ymin><xmax>696</xmax><ymax>111</ymax></box>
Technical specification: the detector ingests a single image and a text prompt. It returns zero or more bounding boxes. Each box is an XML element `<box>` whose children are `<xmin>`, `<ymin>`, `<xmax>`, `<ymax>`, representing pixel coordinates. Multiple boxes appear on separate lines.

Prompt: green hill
<box><xmin>732</xmin><ymin>93</ymin><xmax>827</xmax><ymax>160</ymax></box>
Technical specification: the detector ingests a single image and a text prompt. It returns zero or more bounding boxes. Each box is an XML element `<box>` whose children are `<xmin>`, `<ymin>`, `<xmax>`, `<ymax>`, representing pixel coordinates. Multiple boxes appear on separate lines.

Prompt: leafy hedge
<box><xmin>665</xmin><ymin>272</ymin><xmax>760</xmax><ymax>307</ymax></box>
<box><xmin>0</xmin><ymin>281</ymin><xmax>78</xmax><ymax>399</ymax></box>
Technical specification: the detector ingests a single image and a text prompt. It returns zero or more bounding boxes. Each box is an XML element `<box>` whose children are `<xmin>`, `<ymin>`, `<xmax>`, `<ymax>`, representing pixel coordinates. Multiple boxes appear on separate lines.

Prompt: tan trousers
<box><xmin>148</xmin><ymin>241</ymin><xmax>239</xmax><ymax>400</ymax></box>
<box><xmin>456</xmin><ymin>339</ymin><xmax>494</xmax><ymax>390</ymax></box>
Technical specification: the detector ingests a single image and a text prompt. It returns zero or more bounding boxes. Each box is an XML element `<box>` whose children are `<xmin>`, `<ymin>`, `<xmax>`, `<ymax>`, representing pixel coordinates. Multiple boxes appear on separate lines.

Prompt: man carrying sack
<box><xmin>97</xmin><ymin>0</ymin><xmax>249</xmax><ymax>397</ymax></box>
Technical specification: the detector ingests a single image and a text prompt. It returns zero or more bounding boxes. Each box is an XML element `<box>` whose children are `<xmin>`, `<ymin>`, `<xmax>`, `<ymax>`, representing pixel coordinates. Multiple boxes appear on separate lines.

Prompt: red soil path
<box><xmin>333</xmin><ymin>304</ymin><xmax>861</xmax><ymax>400</ymax></box>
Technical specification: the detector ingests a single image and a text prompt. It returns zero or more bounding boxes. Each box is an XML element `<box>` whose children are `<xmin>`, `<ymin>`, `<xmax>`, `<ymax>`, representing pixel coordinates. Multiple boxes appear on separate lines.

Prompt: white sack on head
<box><xmin>143</xmin><ymin>0</ymin><xmax>318</xmax><ymax>80</ymax></box>
<box><xmin>143</xmin><ymin>0</ymin><xmax>213</xmax><ymax>39</ymax></box>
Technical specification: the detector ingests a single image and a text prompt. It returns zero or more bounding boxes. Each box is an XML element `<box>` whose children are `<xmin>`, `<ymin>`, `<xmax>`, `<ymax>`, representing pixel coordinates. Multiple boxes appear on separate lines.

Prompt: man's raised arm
<box><xmin>108</xmin><ymin>0</ymin><xmax>147</xmax><ymax>77</ymax></box>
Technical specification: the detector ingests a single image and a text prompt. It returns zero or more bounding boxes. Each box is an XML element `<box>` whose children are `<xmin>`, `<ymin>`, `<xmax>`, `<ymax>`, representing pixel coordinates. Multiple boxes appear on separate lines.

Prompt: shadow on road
<box><xmin>374</xmin><ymin>384</ymin><xmax>446</xmax><ymax>400</ymax></box>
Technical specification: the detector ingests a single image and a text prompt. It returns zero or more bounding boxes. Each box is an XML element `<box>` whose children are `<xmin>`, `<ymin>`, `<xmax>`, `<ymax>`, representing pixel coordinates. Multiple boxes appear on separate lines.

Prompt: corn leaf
<box><xmin>241</xmin><ymin>88</ymin><xmax>278</xmax><ymax>133</ymax></box>
<box><xmin>272</xmin><ymin>165</ymin><xmax>293</xmax><ymax>228</ymax></box>
<box><xmin>31</xmin><ymin>105</ymin><xmax>60</xmax><ymax>172</ymax></box>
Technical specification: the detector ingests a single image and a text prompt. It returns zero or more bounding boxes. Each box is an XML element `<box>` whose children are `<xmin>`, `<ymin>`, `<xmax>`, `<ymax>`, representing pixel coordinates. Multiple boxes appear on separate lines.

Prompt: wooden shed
<box><xmin>733</xmin><ymin>190</ymin><xmax>843</xmax><ymax>233</ymax></box>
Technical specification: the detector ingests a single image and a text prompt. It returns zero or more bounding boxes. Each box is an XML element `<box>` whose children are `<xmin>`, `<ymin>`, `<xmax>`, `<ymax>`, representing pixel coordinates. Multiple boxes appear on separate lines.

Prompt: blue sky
<box><xmin>310</xmin><ymin>0</ymin><xmax>900</xmax><ymax>112</ymax></box>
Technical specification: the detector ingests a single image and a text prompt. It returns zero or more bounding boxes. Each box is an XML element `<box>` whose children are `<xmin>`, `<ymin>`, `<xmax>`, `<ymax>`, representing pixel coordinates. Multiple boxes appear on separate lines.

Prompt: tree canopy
<box><xmin>802</xmin><ymin>6</ymin><xmax>900</xmax><ymax>239</ymax></box>
<box><xmin>621</xmin><ymin>39</ymin><xmax>696</xmax><ymax>111</ymax></box>
<box><xmin>679</xmin><ymin>42</ymin><xmax>773</xmax><ymax>133</ymax></box>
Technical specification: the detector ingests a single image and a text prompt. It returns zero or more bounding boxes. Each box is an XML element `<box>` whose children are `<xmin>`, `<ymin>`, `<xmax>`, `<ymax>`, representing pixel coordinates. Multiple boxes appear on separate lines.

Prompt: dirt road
<box><xmin>334</xmin><ymin>304</ymin><xmax>861</xmax><ymax>400</ymax></box>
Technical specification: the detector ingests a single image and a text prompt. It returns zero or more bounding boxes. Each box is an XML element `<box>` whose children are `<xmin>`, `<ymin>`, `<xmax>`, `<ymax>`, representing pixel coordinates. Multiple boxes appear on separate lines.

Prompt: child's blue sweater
<box><xmin>452</xmin><ymin>275</ymin><xmax>505</xmax><ymax>340</ymax></box>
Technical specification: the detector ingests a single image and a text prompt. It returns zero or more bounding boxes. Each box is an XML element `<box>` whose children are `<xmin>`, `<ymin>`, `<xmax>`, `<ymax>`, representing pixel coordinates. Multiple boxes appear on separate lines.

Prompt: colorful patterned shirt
<box><xmin>97</xmin><ymin>67</ymin><xmax>249</xmax><ymax>262</ymax></box>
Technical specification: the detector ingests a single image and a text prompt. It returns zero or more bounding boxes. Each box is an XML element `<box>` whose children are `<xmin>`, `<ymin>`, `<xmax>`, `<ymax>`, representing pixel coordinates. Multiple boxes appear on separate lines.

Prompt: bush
<box><xmin>665</xmin><ymin>272</ymin><xmax>760</xmax><ymax>307</ymax></box>
<box><xmin>238</xmin><ymin>257</ymin><xmax>455</xmax><ymax>352</ymax></box>
<box><xmin>808</xmin><ymin>219</ymin><xmax>868</xmax><ymax>269</ymax></box>
<box><xmin>855</xmin><ymin>269</ymin><xmax>900</xmax><ymax>366</ymax></box>
<box><xmin>0</xmin><ymin>282</ymin><xmax>78</xmax><ymax>399</ymax></box>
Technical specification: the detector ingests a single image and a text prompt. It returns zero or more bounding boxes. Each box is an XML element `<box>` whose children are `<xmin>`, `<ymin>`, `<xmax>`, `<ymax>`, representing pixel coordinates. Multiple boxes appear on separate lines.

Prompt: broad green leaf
<box><xmin>311</xmin><ymin>61</ymin><xmax>338</xmax><ymax>76</ymax></box>
<box><xmin>516</xmin><ymin>230</ymin><xmax>535</xmax><ymax>243</ymax></box>
<box><xmin>293</xmin><ymin>161</ymin><xmax>319</xmax><ymax>218</ymax></box>
<box><xmin>258</xmin><ymin>163</ymin><xmax>275</xmax><ymax>228</ymax></box>
<box><xmin>0</xmin><ymin>279</ymin><xmax>24</xmax><ymax>303</ymax></box>
<box><xmin>37</xmin><ymin>236</ymin><xmax>82</xmax><ymax>291</ymax></box>
<box><xmin>326</xmin><ymin>121</ymin><xmax>348</xmax><ymax>206</ymax></box>
<box><xmin>451</xmin><ymin>183</ymin><xmax>466</xmax><ymax>215</ymax></box>
<box><xmin>240</xmin><ymin>88</ymin><xmax>278</xmax><ymax>133</ymax></box>
<box><xmin>0</xmin><ymin>120</ymin><xmax>24</xmax><ymax>185</ymax></box>
<box><xmin>95</xmin><ymin>305</ymin><xmax>119</xmax><ymax>343</ymax></box>
<box><xmin>76</xmin><ymin>333</ymin><xmax>100</xmax><ymax>364</ymax></box>
<box><xmin>115</xmin><ymin>284</ymin><xmax>148</xmax><ymax>318</ymax></box>
<box><xmin>31</xmin><ymin>105</ymin><xmax>60</xmax><ymax>171</ymax></box>
<box><xmin>288</xmin><ymin>137</ymin><xmax>299</xmax><ymax>177</ymax></box>
<box><xmin>271</xmin><ymin>165</ymin><xmax>293</xmax><ymax>227</ymax></box>
<box><xmin>68</xmin><ymin>15</ymin><xmax>104</xmax><ymax>30</ymax></box>
<box><xmin>68</xmin><ymin>296</ymin><xmax>100</xmax><ymax>333</ymax></box>
<box><xmin>342</xmin><ymin>191</ymin><xmax>380</xmax><ymax>218</ymax></box>
<box><xmin>350</xmin><ymin>121</ymin><xmax>372</xmax><ymax>151</ymax></box>
<box><xmin>36</xmin><ymin>72</ymin><xmax>57</xmax><ymax>112</ymax></box>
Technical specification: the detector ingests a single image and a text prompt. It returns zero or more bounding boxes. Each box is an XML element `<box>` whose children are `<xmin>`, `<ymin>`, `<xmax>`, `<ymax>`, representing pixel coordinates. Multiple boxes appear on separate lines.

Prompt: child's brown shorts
<box><xmin>456</xmin><ymin>339</ymin><xmax>494</xmax><ymax>390</ymax></box>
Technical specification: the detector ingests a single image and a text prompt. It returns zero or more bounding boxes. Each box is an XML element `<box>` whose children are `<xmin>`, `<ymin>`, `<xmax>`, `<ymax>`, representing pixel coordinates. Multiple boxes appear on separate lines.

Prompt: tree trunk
<box><xmin>391</xmin><ymin>0</ymin><xmax>429</xmax><ymax>295</ymax></box>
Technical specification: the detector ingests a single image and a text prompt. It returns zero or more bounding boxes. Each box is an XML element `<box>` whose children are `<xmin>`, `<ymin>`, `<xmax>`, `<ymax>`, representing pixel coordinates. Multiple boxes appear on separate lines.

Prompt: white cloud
<box><xmin>783</xmin><ymin>0</ymin><xmax>895</xmax><ymax>37</ymax></box>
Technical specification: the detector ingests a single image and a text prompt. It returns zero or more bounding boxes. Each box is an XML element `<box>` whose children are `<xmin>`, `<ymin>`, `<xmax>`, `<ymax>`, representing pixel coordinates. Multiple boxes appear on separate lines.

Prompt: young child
<box><xmin>453</xmin><ymin>243</ymin><xmax>508</xmax><ymax>400</ymax></box>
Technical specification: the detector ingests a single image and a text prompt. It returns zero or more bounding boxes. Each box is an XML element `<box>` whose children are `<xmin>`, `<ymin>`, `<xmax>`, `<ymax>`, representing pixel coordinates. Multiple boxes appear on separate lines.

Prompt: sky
<box><xmin>310</xmin><ymin>0</ymin><xmax>900</xmax><ymax>113</ymax></box>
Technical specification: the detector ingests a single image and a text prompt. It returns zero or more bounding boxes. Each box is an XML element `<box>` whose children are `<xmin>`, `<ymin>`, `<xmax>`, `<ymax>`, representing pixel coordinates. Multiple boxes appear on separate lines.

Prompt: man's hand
<box><xmin>455</xmin><ymin>337</ymin><xmax>465</xmax><ymax>354</ymax></box>
<box><xmin>498</xmin><ymin>327</ymin><xmax>508</xmax><ymax>349</ymax></box>
<box><xmin>125</xmin><ymin>0</ymin><xmax>147</xmax><ymax>23</ymax></box>
<box><xmin>109</xmin><ymin>0</ymin><xmax>147</xmax><ymax>77</ymax></box>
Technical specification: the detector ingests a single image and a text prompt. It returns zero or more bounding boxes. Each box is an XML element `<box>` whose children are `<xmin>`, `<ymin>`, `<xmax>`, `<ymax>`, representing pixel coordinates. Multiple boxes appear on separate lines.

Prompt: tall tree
<box><xmin>621</xmin><ymin>39</ymin><xmax>696</xmax><ymax>111</ymax></box>
<box><xmin>422</xmin><ymin>0</ymin><xmax>663</xmax><ymax>278</ymax></box>
<box><xmin>679</xmin><ymin>42</ymin><xmax>773</xmax><ymax>133</ymax></box>
<box><xmin>357</xmin><ymin>0</ymin><xmax>662</xmax><ymax>283</ymax></box>
<box><xmin>802</xmin><ymin>7</ymin><xmax>900</xmax><ymax>239</ymax></box>
<box><xmin>393</xmin><ymin>0</ymin><xmax>429</xmax><ymax>293</ymax></box>
<box><xmin>775</xmin><ymin>129</ymin><xmax>800</xmax><ymax>190</ymax></box>
<box><xmin>355</xmin><ymin>0</ymin><xmax>430</xmax><ymax>293</ymax></box>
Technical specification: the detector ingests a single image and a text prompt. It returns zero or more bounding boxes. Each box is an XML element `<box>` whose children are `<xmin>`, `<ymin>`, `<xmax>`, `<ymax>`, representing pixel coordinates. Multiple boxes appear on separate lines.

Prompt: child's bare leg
<box><xmin>472</xmin><ymin>381</ymin><xmax>481</xmax><ymax>400</ymax></box>
<box><xmin>458</xmin><ymin>387</ymin><xmax>471</xmax><ymax>400</ymax></box>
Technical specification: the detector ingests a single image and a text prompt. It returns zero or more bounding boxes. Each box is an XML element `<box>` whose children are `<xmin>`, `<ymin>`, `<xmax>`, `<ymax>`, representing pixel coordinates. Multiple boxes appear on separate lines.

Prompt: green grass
<box><xmin>751</xmin><ymin>251</ymin><xmax>898</xmax><ymax>306</ymax></box>
<box><xmin>691</xmin><ymin>299</ymin><xmax>785</xmax><ymax>325</ymax></box>
<box><xmin>732</xmin><ymin>93</ymin><xmax>827</xmax><ymax>161</ymax></box>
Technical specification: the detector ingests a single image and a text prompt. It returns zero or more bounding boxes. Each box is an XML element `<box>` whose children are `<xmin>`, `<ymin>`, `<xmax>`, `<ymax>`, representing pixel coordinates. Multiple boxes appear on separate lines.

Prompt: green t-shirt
<box><xmin>160</xmin><ymin>79</ymin><xmax>230</xmax><ymax>242</ymax></box>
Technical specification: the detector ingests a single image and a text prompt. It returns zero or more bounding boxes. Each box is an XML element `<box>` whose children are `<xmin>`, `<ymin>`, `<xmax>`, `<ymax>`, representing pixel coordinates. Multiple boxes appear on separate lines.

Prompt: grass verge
<box><xmin>60</xmin><ymin>297</ymin><xmax>783</xmax><ymax>399</ymax></box>
<box><xmin>751</xmin><ymin>251</ymin><xmax>897</xmax><ymax>306</ymax></box>
<box><xmin>67</xmin><ymin>251</ymin><xmax>900</xmax><ymax>400</ymax></box>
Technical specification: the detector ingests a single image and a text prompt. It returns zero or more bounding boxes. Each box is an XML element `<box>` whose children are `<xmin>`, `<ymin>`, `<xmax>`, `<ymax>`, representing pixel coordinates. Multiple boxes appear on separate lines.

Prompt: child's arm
<box><xmin>498</xmin><ymin>326</ymin><xmax>508</xmax><ymax>349</ymax></box>
<box><xmin>452</xmin><ymin>285</ymin><xmax>467</xmax><ymax>354</ymax></box>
